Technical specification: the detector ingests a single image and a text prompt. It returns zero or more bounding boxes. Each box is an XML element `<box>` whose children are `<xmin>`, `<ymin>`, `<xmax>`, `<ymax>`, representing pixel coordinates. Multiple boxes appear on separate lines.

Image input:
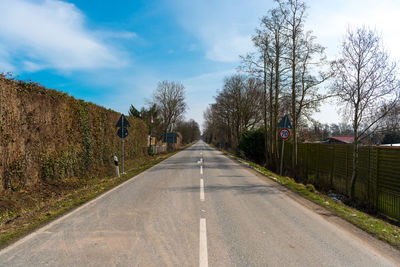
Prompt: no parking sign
<box><xmin>279</xmin><ymin>128</ymin><xmax>290</xmax><ymax>140</ymax></box>
<box><xmin>278</xmin><ymin>115</ymin><xmax>292</xmax><ymax>177</ymax></box>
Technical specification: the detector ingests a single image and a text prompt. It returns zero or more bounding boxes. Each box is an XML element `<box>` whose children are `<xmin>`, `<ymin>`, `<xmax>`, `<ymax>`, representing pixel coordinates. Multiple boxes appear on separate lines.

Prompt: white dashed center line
<box><xmin>200</xmin><ymin>179</ymin><xmax>205</xmax><ymax>201</ymax></box>
<box><xmin>199</xmin><ymin>218</ymin><xmax>208</xmax><ymax>267</ymax></box>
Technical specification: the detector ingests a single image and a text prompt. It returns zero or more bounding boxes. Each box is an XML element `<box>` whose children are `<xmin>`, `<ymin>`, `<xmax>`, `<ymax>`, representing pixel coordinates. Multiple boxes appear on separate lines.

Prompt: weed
<box><xmin>306</xmin><ymin>184</ymin><xmax>316</xmax><ymax>192</ymax></box>
<box><xmin>4</xmin><ymin>158</ymin><xmax>27</xmax><ymax>190</ymax></box>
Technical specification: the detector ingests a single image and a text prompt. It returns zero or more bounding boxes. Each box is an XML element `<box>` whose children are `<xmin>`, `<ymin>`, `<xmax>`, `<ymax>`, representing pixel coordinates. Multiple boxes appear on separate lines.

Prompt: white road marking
<box><xmin>200</xmin><ymin>165</ymin><xmax>203</xmax><ymax>175</ymax></box>
<box><xmin>199</xmin><ymin>218</ymin><xmax>208</xmax><ymax>267</ymax></box>
<box><xmin>200</xmin><ymin>179</ymin><xmax>205</xmax><ymax>201</ymax></box>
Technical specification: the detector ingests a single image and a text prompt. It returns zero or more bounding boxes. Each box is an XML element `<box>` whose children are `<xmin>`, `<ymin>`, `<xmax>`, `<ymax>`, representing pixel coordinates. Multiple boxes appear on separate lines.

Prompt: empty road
<box><xmin>1</xmin><ymin>141</ymin><xmax>399</xmax><ymax>266</ymax></box>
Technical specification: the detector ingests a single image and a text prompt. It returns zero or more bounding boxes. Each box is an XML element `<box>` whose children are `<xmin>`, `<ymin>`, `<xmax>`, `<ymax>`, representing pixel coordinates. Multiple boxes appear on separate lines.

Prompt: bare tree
<box><xmin>331</xmin><ymin>26</ymin><xmax>400</xmax><ymax>200</ymax></box>
<box><xmin>152</xmin><ymin>81</ymin><xmax>187</xmax><ymax>137</ymax></box>
<box><xmin>296</xmin><ymin>31</ymin><xmax>331</xmax><ymax>123</ymax></box>
<box><xmin>240</xmin><ymin>31</ymin><xmax>272</xmax><ymax>165</ymax></box>
<box><xmin>277</xmin><ymin>0</ymin><xmax>307</xmax><ymax>172</ymax></box>
<box><xmin>175</xmin><ymin>119</ymin><xmax>201</xmax><ymax>144</ymax></box>
<box><xmin>277</xmin><ymin>0</ymin><xmax>331</xmax><ymax>174</ymax></box>
<box><xmin>203</xmin><ymin>75</ymin><xmax>264</xmax><ymax>150</ymax></box>
<box><xmin>240</xmin><ymin>7</ymin><xmax>287</xmax><ymax>170</ymax></box>
<box><xmin>262</xmin><ymin>8</ymin><xmax>288</xmax><ymax>170</ymax></box>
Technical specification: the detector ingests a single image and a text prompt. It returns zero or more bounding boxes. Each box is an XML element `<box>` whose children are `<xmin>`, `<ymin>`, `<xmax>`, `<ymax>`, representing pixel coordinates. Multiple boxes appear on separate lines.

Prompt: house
<box><xmin>321</xmin><ymin>136</ymin><xmax>380</xmax><ymax>145</ymax></box>
<box><xmin>322</xmin><ymin>136</ymin><xmax>354</xmax><ymax>144</ymax></box>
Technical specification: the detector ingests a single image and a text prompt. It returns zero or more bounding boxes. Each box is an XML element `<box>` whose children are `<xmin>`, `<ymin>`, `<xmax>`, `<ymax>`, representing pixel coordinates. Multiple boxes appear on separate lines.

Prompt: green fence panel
<box><xmin>273</xmin><ymin>140</ymin><xmax>400</xmax><ymax>220</ymax></box>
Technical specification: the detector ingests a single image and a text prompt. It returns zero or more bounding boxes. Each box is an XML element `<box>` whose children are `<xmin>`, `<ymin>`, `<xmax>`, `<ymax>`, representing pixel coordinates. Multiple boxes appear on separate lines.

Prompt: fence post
<box><xmin>375</xmin><ymin>147</ymin><xmax>380</xmax><ymax>212</ymax></box>
<box><xmin>330</xmin><ymin>145</ymin><xmax>335</xmax><ymax>188</ymax></box>
<box><xmin>345</xmin><ymin>146</ymin><xmax>348</xmax><ymax>195</ymax></box>
<box><xmin>305</xmin><ymin>144</ymin><xmax>309</xmax><ymax>183</ymax></box>
<box><xmin>367</xmin><ymin>146</ymin><xmax>371</xmax><ymax>210</ymax></box>
<box><xmin>316</xmin><ymin>144</ymin><xmax>320</xmax><ymax>182</ymax></box>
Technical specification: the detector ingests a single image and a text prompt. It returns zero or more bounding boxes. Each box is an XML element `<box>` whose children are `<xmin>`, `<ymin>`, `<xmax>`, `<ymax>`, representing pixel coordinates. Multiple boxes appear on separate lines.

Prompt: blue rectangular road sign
<box><xmin>164</xmin><ymin>132</ymin><xmax>177</xmax><ymax>143</ymax></box>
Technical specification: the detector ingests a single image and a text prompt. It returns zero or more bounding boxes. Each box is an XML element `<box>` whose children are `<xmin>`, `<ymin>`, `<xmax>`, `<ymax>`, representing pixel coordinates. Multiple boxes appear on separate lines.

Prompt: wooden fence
<box><xmin>280</xmin><ymin>142</ymin><xmax>400</xmax><ymax>221</ymax></box>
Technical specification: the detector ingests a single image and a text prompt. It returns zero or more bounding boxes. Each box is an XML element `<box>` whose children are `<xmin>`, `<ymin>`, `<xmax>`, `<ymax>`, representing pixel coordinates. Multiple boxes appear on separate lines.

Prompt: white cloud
<box><xmin>308</xmin><ymin>0</ymin><xmax>400</xmax><ymax>124</ymax></box>
<box><xmin>0</xmin><ymin>0</ymin><xmax>128</xmax><ymax>72</ymax></box>
<box><xmin>168</xmin><ymin>0</ymin><xmax>400</xmax><ymax>64</ymax></box>
<box><xmin>168</xmin><ymin>0</ymin><xmax>400</xmax><ymax>124</ymax></box>
<box><xmin>167</xmin><ymin>0</ymin><xmax>273</xmax><ymax>63</ymax></box>
<box><xmin>0</xmin><ymin>44</ymin><xmax>15</xmax><ymax>73</ymax></box>
<box><xmin>308</xmin><ymin>0</ymin><xmax>400</xmax><ymax>60</ymax></box>
<box><xmin>94</xmin><ymin>30</ymin><xmax>137</xmax><ymax>40</ymax></box>
<box><xmin>206</xmin><ymin>35</ymin><xmax>253</xmax><ymax>62</ymax></box>
<box><xmin>182</xmin><ymin>70</ymin><xmax>237</xmax><ymax>129</ymax></box>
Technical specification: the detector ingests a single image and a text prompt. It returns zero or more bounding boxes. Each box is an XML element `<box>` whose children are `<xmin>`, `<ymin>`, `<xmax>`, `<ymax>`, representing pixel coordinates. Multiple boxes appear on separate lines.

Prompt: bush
<box><xmin>238</xmin><ymin>129</ymin><xmax>265</xmax><ymax>164</ymax></box>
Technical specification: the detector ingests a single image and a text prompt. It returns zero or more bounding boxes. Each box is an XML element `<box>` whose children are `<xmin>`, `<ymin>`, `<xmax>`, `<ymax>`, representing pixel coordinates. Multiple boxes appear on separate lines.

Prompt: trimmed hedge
<box><xmin>0</xmin><ymin>75</ymin><xmax>148</xmax><ymax>191</ymax></box>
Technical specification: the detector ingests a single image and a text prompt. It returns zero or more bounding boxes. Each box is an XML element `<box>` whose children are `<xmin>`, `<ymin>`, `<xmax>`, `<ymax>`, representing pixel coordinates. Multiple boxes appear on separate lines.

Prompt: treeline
<box><xmin>203</xmin><ymin>0</ymin><xmax>400</xmax><ymax>200</ymax></box>
<box><xmin>129</xmin><ymin>80</ymin><xmax>200</xmax><ymax>145</ymax></box>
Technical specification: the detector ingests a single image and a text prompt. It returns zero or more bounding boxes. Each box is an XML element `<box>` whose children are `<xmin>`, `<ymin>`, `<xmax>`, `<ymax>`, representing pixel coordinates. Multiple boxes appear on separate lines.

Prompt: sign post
<box><xmin>113</xmin><ymin>155</ymin><xmax>120</xmax><ymax>177</ymax></box>
<box><xmin>116</xmin><ymin>114</ymin><xmax>130</xmax><ymax>175</ymax></box>
<box><xmin>150</xmin><ymin>115</ymin><xmax>154</xmax><ymax>153</ymax></box>
<box><xmin>278</xmin><ymin>115</ymin><xmax>292</xmax><ymax>177</ymax></box>
<box><xmin>164</xmin><ymin>132</ymin><xmax>177</xmax><ymax>152</ymax></box>
<box><xmin>279</xmin><ymin>128</ymin><xmax>290</xmax><ymax>176</ymax></box>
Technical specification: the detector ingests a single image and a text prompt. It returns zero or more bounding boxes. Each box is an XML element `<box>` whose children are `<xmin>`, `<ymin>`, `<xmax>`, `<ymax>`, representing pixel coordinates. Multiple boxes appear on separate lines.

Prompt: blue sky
<box><xmin>1</xmin><ymin>0</ymin><xmax>400</xmax><ymax>130</ymax></box>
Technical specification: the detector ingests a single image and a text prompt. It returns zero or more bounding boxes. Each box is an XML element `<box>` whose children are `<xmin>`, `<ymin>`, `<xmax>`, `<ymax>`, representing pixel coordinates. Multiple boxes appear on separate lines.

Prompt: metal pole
<box><xmin>150</xmin><ymin>116</ymin><xmax>152</xmax><ymax>154</ymax></box>
<box><xmin>280</xmin><ymin>140</ymin><xmax>285</xmax><ymax>176</ymax></box>
<box><xmin>122</xmin><ymin>115</ymin><xmax>125</xmax><ymax>174</ymax></box>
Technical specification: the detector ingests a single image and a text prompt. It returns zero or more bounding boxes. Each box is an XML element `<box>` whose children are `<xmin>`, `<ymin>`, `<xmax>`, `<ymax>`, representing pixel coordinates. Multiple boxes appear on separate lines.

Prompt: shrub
<box><xmin>238</xmin><ymin>129</ymin><xmax>265</xmax><ymax>164</ymax></box>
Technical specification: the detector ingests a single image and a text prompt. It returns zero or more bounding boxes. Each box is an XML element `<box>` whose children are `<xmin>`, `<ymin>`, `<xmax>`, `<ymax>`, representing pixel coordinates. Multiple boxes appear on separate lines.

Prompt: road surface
<box><xmin>1</xmin><ymin>141</ymin><xmax>399</xmax><ymax>266</ymax></box>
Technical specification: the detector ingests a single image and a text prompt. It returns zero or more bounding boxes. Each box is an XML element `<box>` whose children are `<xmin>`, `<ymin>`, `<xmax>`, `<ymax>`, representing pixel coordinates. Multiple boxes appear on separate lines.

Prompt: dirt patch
<box><xmin>0</xmin><ymin>199</ymin><xmax>15</xmax><ymax>214</ymax></box>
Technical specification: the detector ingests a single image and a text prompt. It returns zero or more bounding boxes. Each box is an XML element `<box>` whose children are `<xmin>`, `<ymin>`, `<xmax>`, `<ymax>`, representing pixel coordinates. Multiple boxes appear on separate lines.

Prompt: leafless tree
<box><xmin>331</xmin><ymin>26</ymin><xmax>400</xmax><ymax>200</ymax></box>
<box><xmin>262</xmin><ymin>8</ymin><xmax>289</xmax><ymax>169</ymax></box>
<box><xmin>277</xmin><ymin>0</ymin><xmax>331</xmax><ymax>173</ymax></box>
<box><xmin>203</xmin><ymin>75</ymin><xmax>263</xmax><ymax>150</ymax></box>
<box><xmin>379</xmin><ymin>103</ymin><xmax>400</xmax><ymax>132</ymax></box>
<box><xmin>175</xmin><ymin>119</ymin><xmax>200</xmax><ymax>144</ymax></box>
<box><xmin>152</xmin><ymin>81</ymin><xmax>187</xmax><ymax>137</ymax></box>
<box><xmin>296</xmin><ymin>31</ymin><xmax>331</xmax><ymax>122</ymax></box>
<box><xmin>240</xmin><ymin>7</ymin><xmax>287</xmax><ymax>170</ymax></box>
<box><xmin>277</xmin><ymin>0</ymin><xmax>306</xmax><ymax>172</ymax></box>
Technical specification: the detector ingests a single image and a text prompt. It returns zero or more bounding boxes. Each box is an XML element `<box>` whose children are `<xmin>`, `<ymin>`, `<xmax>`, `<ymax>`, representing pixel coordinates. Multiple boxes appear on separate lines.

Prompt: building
<box><xmin>321</xmin><ymin>136</ymin><xmax>354</xmax><ymax>144</ymax></box>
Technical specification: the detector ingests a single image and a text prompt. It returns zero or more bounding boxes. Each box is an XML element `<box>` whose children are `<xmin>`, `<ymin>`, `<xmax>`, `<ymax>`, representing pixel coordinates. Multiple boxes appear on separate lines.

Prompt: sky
<box><xmin>1</xmin><ymin>0</ymin><xmax>399</xmax><ymax>131</ymax></box>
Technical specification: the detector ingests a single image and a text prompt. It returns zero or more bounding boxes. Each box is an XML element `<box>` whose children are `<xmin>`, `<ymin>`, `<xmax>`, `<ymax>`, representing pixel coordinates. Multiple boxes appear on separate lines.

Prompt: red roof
<box><xmin>331</xmin><ymin>136</ymin><xmax>354</xmax><ymax>143</ymax></box>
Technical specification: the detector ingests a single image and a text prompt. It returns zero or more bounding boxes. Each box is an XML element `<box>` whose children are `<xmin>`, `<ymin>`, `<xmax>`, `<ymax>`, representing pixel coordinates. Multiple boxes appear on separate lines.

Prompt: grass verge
<box><xmin>219</xmin><ymin>148</ymin><xmax>400</xmax><ymax>249</ymax></box>
<box><xmin>0</xmin><ymin>145</ymin><xmax>190</xmax><ymax>249</ymax></box>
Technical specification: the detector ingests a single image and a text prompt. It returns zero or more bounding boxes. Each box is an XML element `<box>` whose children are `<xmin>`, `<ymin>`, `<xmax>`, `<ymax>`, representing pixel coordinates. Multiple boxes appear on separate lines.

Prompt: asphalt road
<box><xmin>1</xmin><ymin>141</ymin><xmax>400</xmax><ymax>266</ymax></box>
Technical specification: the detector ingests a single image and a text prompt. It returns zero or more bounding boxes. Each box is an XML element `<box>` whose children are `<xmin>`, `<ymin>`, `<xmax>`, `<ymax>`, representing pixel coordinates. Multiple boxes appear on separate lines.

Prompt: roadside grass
<box><xmin>219</xmin><ymin>149</ymin><xmax>400</xmax><ymax>249</ymax></box>
<box><xmin>0</xmin><ymin>145</ymin><xmax>190</xmax><ymax>249</ymax></box>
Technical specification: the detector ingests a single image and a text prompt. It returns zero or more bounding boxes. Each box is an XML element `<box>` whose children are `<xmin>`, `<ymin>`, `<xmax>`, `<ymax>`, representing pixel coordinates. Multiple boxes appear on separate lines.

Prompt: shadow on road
<box><xmin>168</xmin><ymin>184</ymin><xmax>280</xmax><ymax>195</ymax></box>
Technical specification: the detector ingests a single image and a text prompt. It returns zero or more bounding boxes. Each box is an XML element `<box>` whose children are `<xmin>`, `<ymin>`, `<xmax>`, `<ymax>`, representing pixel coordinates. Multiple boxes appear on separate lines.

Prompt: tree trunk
<box><xmin>270</xmin><ymin>70</ymin><xmax>277</xmax><ymax>170</ymax></box>
<box><xmin>264</xmin><ymin>60</ymin><xmax>269</xmax><ymax>165</ymax></box>
<box><xmin>274</xmin><ymin>44</ymin><xmax>280</xmax><ymax>171</ymax></box>
<box><xmin>350</xmin><ymin>141</ymin><xmax>358</xmax><ymax>200</ymax></box>
<box><xmin>291</xmin><ymin>63</ymin><xmax>297</xmax><ymax>175</ymax></box>
<box><xmin>291</xmin><ymin>29</ymin><xmax>297</xmax><ymax>176</ymax></box>
<box><xmin>350</xmin><ymin>118</ymin><xmax>359</xmax><ymax>200</ymax></box>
